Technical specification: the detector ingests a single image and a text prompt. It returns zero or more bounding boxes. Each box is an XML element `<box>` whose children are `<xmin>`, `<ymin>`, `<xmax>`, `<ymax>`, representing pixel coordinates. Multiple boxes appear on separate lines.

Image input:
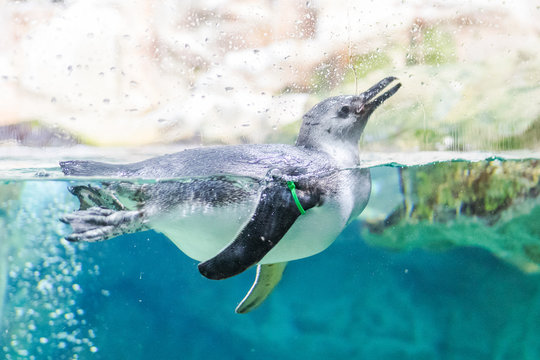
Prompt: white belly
<box><xmin>260</xmin><ymin>201</ymin><xmax>345</xmax><ymax>263</ymax></box>
<box><xmin>148</xmin><ymin>197</ymin><xmax>347</xmax><ymax>264</ymax></box>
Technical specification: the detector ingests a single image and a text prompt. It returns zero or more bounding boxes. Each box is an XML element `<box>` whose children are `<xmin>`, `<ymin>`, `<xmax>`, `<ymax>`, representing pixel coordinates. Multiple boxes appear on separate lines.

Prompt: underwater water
<box><xmin>1</xmin><ymin>149</ymin><xmax>539</xmax><ymax>360</ymax></box>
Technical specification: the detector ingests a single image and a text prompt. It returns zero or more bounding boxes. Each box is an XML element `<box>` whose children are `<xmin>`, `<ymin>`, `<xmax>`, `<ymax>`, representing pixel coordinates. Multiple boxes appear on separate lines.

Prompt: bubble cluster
<box><xmin>1</xmin><ymin>182</ymin><xmax>98</xmax><ymax>359</ymax></box>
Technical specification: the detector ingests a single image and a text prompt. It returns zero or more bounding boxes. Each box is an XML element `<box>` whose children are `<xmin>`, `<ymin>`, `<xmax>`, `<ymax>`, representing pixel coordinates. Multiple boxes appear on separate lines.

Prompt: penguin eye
<box><xmin>337</xmin><ymin>106</ymin><xmax>350</xmax><ymax>118</ymax></box>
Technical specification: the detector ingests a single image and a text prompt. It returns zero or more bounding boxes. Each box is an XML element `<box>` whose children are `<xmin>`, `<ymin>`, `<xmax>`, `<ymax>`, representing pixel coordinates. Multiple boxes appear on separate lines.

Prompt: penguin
<box><xmin>60</xmin><ymin>76</ymin><xmax>401</xmax><ymax>313</ymax></box>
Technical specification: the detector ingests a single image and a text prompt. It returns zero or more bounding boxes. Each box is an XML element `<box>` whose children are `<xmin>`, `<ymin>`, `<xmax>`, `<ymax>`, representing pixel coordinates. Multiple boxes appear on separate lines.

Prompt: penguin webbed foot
<box><xmin>235</xmin><ymin>262</ymin><xmax>288</xmax><ymax>314</ymax></box>
<box><xmin>68</xmin><ymin>184</ymin><xmax>125</xmax><ymax>211</ymax></box>
<box><xmin>61</xmin><ymin>207</ymin><xmax>144</xmax><ymax>242</ymax></box>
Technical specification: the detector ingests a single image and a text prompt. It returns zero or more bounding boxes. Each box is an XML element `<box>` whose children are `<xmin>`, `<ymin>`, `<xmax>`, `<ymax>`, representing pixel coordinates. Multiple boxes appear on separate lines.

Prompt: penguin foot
<box><xmin>61</xmin><ymin>207</ymin><xmax>145</xmax><ymax>242</ymax></box>
<box><xmin>235</xmin><ymin>262</ymin><xmax>287</xmax><ymax>314</ymax></box>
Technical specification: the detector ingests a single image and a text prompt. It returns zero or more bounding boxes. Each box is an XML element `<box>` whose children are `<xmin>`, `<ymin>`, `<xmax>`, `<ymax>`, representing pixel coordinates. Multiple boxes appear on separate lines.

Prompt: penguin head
<box><xmin>296</xmin><ymin>77</ymin><xmax>401</xmax><ymax>152</ymax></box>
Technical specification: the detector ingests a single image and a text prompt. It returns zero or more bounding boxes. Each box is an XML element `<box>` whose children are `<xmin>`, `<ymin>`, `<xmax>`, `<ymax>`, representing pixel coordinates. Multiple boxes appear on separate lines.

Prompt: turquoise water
<box><xmin>1</xmin><ymin>151</ymin><xmax>539</xmax><ymax>359</ymax></box>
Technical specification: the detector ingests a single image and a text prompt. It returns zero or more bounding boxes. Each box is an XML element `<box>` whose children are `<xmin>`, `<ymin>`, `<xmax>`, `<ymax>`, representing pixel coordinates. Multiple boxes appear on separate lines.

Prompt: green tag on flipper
<box><xmin>287</xmin><ymin>181</ymin><xmax>306</xmax><ymax>215</ymax></box>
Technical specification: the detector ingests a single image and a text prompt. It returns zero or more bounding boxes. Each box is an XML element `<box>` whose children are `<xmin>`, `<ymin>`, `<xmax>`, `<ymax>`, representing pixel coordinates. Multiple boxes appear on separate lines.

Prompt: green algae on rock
<box><xmin>363</xmin><ymin>159</ymin><xmax>540</xmax><ymax>273</ymax></box>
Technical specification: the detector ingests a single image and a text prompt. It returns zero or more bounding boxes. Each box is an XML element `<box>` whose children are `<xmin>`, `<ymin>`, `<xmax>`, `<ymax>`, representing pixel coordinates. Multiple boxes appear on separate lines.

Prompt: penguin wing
<box><xmin>198</xmin><ymin>180</ymin><xmax>322</xmax><ymax>280</ymax></box>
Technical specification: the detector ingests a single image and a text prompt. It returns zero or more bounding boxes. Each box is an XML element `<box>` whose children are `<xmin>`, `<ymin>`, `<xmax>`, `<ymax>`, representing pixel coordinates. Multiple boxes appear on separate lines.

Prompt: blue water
<box><xmin>1</xmin><ymin>160</ymin><xmax>540</xmax><ymax>359</ymax></box>
<box><xmin>78</xmin><ymin>229</ymin><xmax>540</xmax><ymax>360</ymax></box>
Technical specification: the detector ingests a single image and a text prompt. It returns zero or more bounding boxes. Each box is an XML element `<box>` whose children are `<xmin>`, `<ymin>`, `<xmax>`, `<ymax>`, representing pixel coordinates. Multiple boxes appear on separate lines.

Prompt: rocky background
<box><xmin>0</xmin><ymin>0</ymin><xmax>538</xmax><ymax>150</ymax></box>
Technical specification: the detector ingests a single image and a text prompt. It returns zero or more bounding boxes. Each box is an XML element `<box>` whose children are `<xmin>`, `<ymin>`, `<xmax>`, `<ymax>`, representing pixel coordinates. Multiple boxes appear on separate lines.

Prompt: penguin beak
<box><xmin>353</xmin><ymin>77</ymin><xmax>401</xmax><ymax>117</ymax></box>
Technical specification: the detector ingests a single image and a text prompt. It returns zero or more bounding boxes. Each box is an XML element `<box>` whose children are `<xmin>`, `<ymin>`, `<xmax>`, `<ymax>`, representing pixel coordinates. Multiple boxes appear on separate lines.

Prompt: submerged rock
<box><xmin>363</xmin><ymin>159</ymin><xmax>540</xmax><ymax>272</ymax></box>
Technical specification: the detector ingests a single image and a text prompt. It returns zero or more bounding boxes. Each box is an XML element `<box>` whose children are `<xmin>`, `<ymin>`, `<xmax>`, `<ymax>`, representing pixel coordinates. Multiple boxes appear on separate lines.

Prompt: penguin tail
<box><xmin>59</xmin><ymin>160</ymin><xmax>128</xmax><ymax>177</ymax></box>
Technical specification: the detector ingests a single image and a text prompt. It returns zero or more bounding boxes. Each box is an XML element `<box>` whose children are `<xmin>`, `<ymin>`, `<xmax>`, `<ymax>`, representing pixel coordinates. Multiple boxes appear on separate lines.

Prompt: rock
<box><xmin>362</xmin><ymin>159</ymin><xmax>540</xmax><ymax>273</ymax></box>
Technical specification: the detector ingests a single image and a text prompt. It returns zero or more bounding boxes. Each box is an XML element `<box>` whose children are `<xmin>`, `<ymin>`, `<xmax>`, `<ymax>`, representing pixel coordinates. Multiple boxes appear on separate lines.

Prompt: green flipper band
<box><xmin>286</xmin><ymin>181</ymin><xmax>306</xmax><ymax>215</ymax></box>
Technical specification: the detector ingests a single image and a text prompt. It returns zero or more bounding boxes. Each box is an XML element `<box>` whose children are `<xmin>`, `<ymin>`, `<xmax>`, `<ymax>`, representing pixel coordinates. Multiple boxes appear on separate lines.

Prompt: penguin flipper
<box><xmin>235</xmin><ymin>262</ymin><xmax>287</xmax><ymax>314</ymax></box>
<box><xmin>198</xmin><ymin>181</ymin><xmax>320</xmax><ymax>280</ymax></box>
